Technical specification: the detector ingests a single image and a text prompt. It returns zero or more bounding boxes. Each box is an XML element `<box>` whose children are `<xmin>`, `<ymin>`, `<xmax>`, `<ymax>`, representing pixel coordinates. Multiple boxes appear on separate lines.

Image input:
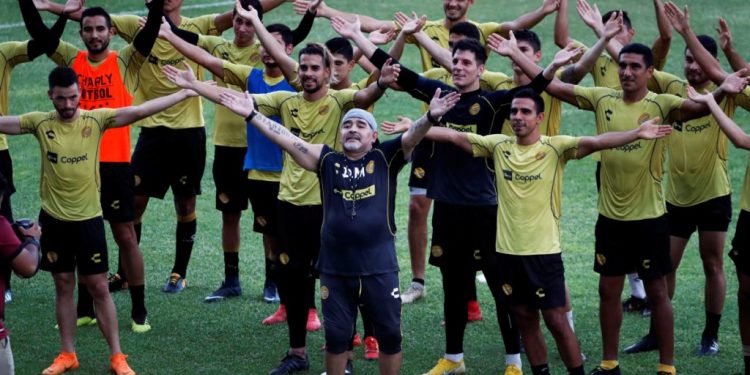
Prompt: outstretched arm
<box><xmin>20</xmin><ymin>0</ymin><xmax>77</xmax><ymax>58</ymax></box>
<box><xmin>353</xmin><ymin>58</ymin><xmax>399</xmax><ymax>108</ymax></box>
<box><xmin>220</xmin><ymin>91</ymin><xmax>323</xmax><ymax>171</ymax></box>
<box><xmin>577</xmin><ymin>0</ymin><xmax>622</xmax><ymax>59</ymax></box>
<box><xmin>33</xmin><ymin>0</ymin><xmax>83</xmax><ymax>20</ymax></box>
<box><xmin>0</xmin><ymin>117</ymin><xmax>22</xmax><ymax>135</ymax></box>
<box><xmin>716</xmin><ymin>18</ymin><xmax>748</xmax><ymax>73</ymax></box>
<box><xmin>500</xmin><ymin>0</ymin><xmax>560</xmax><ymax>36</ymax></box>
<box><xmin>296</xmin><ymin>0</ymin><xmax>393</xmax><ymax>32</ymax></box>
<box><xmin>688</xmin><ymin>86</ymin><xmax>750</xmax><ymax>150</ymax></box>
<box><xmin>576</xmin><ymin>117</ymin><xmax>672</xmax><ymax>158</ymax></box>
<box><xmin>113</xmin><ymin>89</ymin><xmax>196</xmax><ymax>127</ymax></box>
<box><xmin>160</xmin><ymin>22</ymin><xmax>225</xmax><ymax>78</ymax></box>
<box><xmin>401</xmin><ymin>88</ymin><xmax>460</xmax><ymax>158</ymax></box>
<box><xmin>554</xmin><ymin>0</ymin><xmax>573</xmax><ymax>47</ymax></box>
<box><xmin>560</xmin><ymin>10</ymin><xmax>623</xmax><ymax>83</ymax></box>
<box><xmin>235</xmin><ymin>0</ymin><xmax>298</xmax><ymax>81</ymax></box>
<box><xmin>163</xmin><ymin>63</ymin><xmax>238</xmax><ymax>104</ymax></box>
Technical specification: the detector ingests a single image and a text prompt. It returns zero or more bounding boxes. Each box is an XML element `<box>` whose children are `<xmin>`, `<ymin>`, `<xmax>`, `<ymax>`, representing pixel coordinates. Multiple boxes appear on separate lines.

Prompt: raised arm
<box><xmin>677</xmin><ymin>70</ymin><xmax>750</xmax><ymax>122</ymax></box>
<box><xmin>352</xmin><ymin>58</ymin><xmax>399</xmax><ymax>109</ymax></box>
<box><xmin>113</xmin><ymin>89</ymin><xmax>196</xmax><ymax>127</ymax></box>
<box><xmin>499</xmin><ymin>0</ymin><xmax>560</xmax><ymax>36</ymax></box>
<box><xmin>688</xmin><ymin>86</ymin><xmax>750</xmax><ymax>150</ymax></box>
<box><xmin>290</xmin><ymin>0</ymin><xmax>320</xmax><ymax>45</ymax></box>
<box><xmin>576</xmin><ymin>117</ymin><xmax>672</xmax><ymax>158</ymax></box>
<box><xmin>716</xmin><ymin>18</ymin><xmax>749</xmax><ymax>73</ymax></box>
<box><xmin>560</xmin><ymin>10</ymin><xmax>622</xmax><ymax>83</ymax></box>
<box><xmin>163</xmin><ymin>63</ymin><xmax>239</xmax><ymax>105</ymax></box>
<box><xmin>298</xmin><ymin>0</ymin><xmax>393</xmax><ymax>32</ymax></box>
<box><xmin>0</xmin><ymin>117</ymin><xmax>22</xmax><ymax>135</ymax></box>
<box><xmin>20</xmin><ymin>0</ymin><xmax>75</xmax><ymax>58</ymax></box>
<box><xmin>577</xmin><ymin>0</ymin><xmax>622</xmax><ymax>59</ymax></box>
<box><xmin>235</xmin><ymin>0</ymin><xmax>298</xmax><ymax>81</ymax></box>
<box><xmin>401</xmin><ymin>88</ymin><xmax>460</xmax><ymax>158</ymax></box>
<box><xmin>390</xmin><ymin>12</ymin><xmax>427</xmax><ymax>61</ymax></box>
<box><xmin>554</xmin><ymin>0</ymin><xmax>573</xmax><ymax>47</ymax></box>
<box><xmin>132</xmin><ymin>0</ymin><xmax>164</xmax><ymax>57</ymax></box>
<box><xmin>160</xmin><ymin>22</ymin><xmax>226</xmax><ymax>78</ymax></box>
<box><xmin>665</xmin><ymin>2</ymin><xmax>727</xmax><ymax>84</ymax></box>
<box><xmin>220</xmin><ymin>91</ymin><xmax>323</xmax><ymax>170</ymax></box>
<box><xmin>33</xmin><ymin>0</ymin><xmax>83</xmax><ymax>20</ymax></box>
<box><xmin>651</xmin><ymin>0</ymin><xmax>672</xmax><ymax>70</ymax></box>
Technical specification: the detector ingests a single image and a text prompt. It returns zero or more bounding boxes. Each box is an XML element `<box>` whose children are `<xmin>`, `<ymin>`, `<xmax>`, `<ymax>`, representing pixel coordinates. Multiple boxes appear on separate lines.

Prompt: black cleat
<box><xmin>621</xmin><ymin>295</ymin><xmax>648</xmax><ymax>313</ymax></box>
<box><xmin>623</xmin><ymin>334</ymin><xmax>658</xmax><ymax>354</ymax></box>
<box><xmin>589</xmin><ymin>365</ymin><xmax>621</xmax><ymax>375</ymax></box>
<box><xmin>269</xmin><ymin>353</ymin><xmax>310</xmax><ymax>375</ymax></box>
<box><xmin>697</xmin><ymin>337</ymin><xmax>719</xmax><ymax>356</ymax></box>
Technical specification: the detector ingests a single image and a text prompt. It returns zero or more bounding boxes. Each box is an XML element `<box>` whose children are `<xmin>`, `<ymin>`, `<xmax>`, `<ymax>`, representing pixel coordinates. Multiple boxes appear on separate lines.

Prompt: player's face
<box><xmin>299</xmin><ymin>53</ymin><xmax>330</xmax><ymax>94</ymax></box>
<box><xmin>509</xmin><ymin>97</ymin><xmax>543</xmax><ymax>137</ymax></box>
<box><xmin>340</xmin><ymin>118</ymin><xmax>377</xmax><ymax>153</ymax></box>
<box><xmin>233</xmin><ymin>15</ymin><xmax>256</xmax><ymax>45</ymax></box>
<box><xmin>48</xmin><ymin>84</ymin><xmax>81</xmax><ymax>120</ymax></box>
<box><xmin>80</xmin><ymin>15</ymin><xmax>114</xmax><ymax>54</ymax></box>
<box><xmin>451</xmin><ymin>49</ymin><xmax>483</xmax><ymax>89</ymax></box>
<box><xmin>511</xmin><ymin>41</ymin><xmax>541</xmax><ymax>74</ymax></box>
<box><xmin>443</xmin><ymin>0</ymin><xmax>473</xmax><ymax>21</ymax></box>
<box><xmin>447</xmin><ymin>33</ymin><xmax>466</xmax><ymax>50</ymax></box>
<box><xmin>261</xmin><ymin>32</ymin><xmax>292</xmax><ymax>67</ymax></box>
<box><xmin>331</xmin><ymin>54</ymin><xmax>356</xmax><ymax>84</ymax></box>
<box><xmin>618</xmin><ymin>53</ymin><xmax>653</xmax><ymax>92</ymax></box>
<box><xmin>163</xmin><ymin>0</ymin><xmax>183</xmax><ymax>13</ymax></box>
<box><xmin>683</xmin><ymin>49</ymin><xmax>709</xmax><ymax>86</ymax></box>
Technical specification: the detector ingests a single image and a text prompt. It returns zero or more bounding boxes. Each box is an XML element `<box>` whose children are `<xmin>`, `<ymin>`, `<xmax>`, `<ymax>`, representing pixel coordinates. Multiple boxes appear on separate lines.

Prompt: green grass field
<box><xmin>2</xmin><ymin>0</ymin><xmax>750</xmax><ymax>373</ymax></box>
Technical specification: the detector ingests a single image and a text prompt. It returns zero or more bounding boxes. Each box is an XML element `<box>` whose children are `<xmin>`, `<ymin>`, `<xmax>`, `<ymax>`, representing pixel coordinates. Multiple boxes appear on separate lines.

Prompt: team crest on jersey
<box><xmin>280</xmin><ymin>252</ymin><xmax>290</xmax><ymax>265</ymax></box>
<box><xmin>413</xmin><ymin>167</ymin><xmax>425</xmax><ymax>179</ymax></box>
<box><xmin>318</xmin><ymin>105</ymin><xmax>329</xmax><ymax>115</ymax></box>
<box><xmin>535</xmin><ymin>151</ymin><xmax>546</xmax><ymax>160</ymax></box>
<box><xmin>320</xmin><ymin>286</ymin><xmax>329</xmax><ymax>300</ymax></box>
<box><xmin>596</xmin><ymin>253</ymin><xmax>606</xmax><ymax>266</ymax></box>
<box><xmin>469</xmin><ymin>103</ymin><xmax>481</xmax><ymax>115</ymax></box>
<box><xmin>431</xmin><ymin>245</ymin><xmax>443</xmax><ymax>257</ymax></box>
<box><xmin>502</xmin><ymin>283</ymin><xmax>513</xmax><ymax>296</ymax></box>
<box><xmin>366</xmin><ymin>160</ymin><xmax>375</xmax><ymax>174</ymax></box>
<box><xmin>638</xmin><ymin>114</ymin><xmax>650</xmax><ymax>124</ymax></box>
<box><xmin>47</xmin><ymin>251</ymin><xmax>58</xmax><ymax>263</ymax></box>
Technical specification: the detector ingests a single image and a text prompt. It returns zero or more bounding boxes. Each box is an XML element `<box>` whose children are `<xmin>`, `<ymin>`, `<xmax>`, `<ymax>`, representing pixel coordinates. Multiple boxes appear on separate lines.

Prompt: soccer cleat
<box><xmin>504</xmin><ymin>364</ymin><xmax>522</xmax><ymax>375</ymax></box>
<box><xmin>4</xmin><ymin>289</ymin><xmax>11</xmax><ymax>304</ymax></box>
<box><xmin>623</xmin><ymin>334</ymin><xmax>658</xmax><ymax>354</ymax></box>
<box><xmin>42</xmin><ymin>352</ymin><xmax>79</xmax><ymax>375</ymax></box>
<box><xmin>352</xmin><ymin>332</ymin><xmax>362</xmax><ymax>347</ymax></box>
<box><xmin>364</xmin><ymin>336</ymin><xmax>379</xmax><ymax>361</ymax></box>
<box><xmin>306</xmin><ymin>308</ymin><xmax>321</xmax><ymax>331</ymax></box>
<box><xmin>697</xmin><ymin>337</ymin><xmax>719</xmax><ymax>356</ymax></box>
<box><xmin>161</xmin><ymin>273</ymin><xmax>186</xmax><ymax>293</ymax></box>
<box><xmin>588</xmin><ymin>366</ymin><xmax>621</xmax><ymax>375</ymax></box>
<box><xmin>621</xmin><ymin>295</ymin><xmax>648</xmax><ymax>313</ymax></box>
<box><xmin>110</xmin><ymin>353</ymin><xmax>135</xmax><ymax>375</ymax></box>
<box><xmin>423</xmin><ymin>358</ymin><xmax>466</xmax><ymax>375</ymax></box>
<box><xmin>468</xmin><ymin>300</ymin><xmax>483</xmax><ymax>322</ymax></box>
<box><xmin>263</xmin><ymin>280</ymin><xmax>280</xmax><ymax>303</ymax></box>
<box><xmin>204</xmin><ymin>280</ymin><xmax>242</xmax><ymax>303</ymax></box>
<box><xmin>131</xmin><ymin>319</ymin><xmax>151</xmax><ymax>333</ymax></box>
<box><xmin>262</xmin><ymin>304</ymin><xmax>287</xmax><ymax>325</ymax></box>
<box><xmin>108</xmin><ymin>273</ymin><xmax>128</xmax><ymax>293</ymax></box>
<box><xmin>319</xmin><ymin>360</ymin><xmax>354</xmax><ymax>375</ymax></box>
<box><xmin>269</xmin><ymin>353</ymin><xmax>310</xmax><ymax>375</ymax></box>
<box><xmin>401</xmin><ymin>282</ymin><xmax>426</xmax><ymax>304</ymax></box>
<box><xmin>55</xmin><ymin>316</ymin><xmax>97</xmax><ymax>330</ymax></box>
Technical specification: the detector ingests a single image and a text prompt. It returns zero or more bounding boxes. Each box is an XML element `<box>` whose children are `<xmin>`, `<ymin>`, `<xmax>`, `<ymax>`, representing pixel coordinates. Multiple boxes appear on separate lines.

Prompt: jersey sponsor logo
<box><xmin>503</xmin><ymin>169</ymin><xmax>513</xmax><ymax>181</ymax></box>
<box><xmin>91</xmin><ymin>253</ymin><xmax>102</xmax><ymax>264</ymax></box>
<box><xmin>614</xmin><ymin>142</ymin><xmax>642</xmax><ymax>153</ymax></box>
<box><xmin>320</xmin><ymin>285</ymin><xmax>329</xmax><ymax>300</ymax></box>
<box><xmin>366</xmin><ymin>160</ymin><xmax>375</xmax><ymax>174</ymax></box>
<box><xmin>292</xmin><ymin>127</ymin><xmax>324</xmax><ymax>140</ymax></box>
<box><xmin>413</xmin><ymin>167</ymin><xmax>425</xmax><ymax>178</ymax></box>
<box><xmin>46</xmin><ymin>251</ymin><xmax>58</xmax><ymax>263</ymax></box>
<box><xmin>674</xmin><ymin>122</ymin><xmax>683</xmax><ymax>131</ymax></box>
<box><xmin>60</xmin><ymin>154</ymin><xmax>89</xmax><ymax>165</ymax></box>
<box><xmin>596</xmin><ymin>253</ymin><xmax>606</xmax><ymax>266</ymax></box>
<box><xmin>336</xmin><ymin>164</ymin><xmax>366</xmax><ymax>179</ymax></box>
<box><xmin>148</xmin><ymin>55</ymin><xmax>185</xmax><ymax>67</ymax></box>
<box><xmin>686</xmin><ymin>122</ymin><xmax>710</xmax><ymax>134</ymax></box>
<box><xmin>45</xmin><ymin>130</ymin><xmax>56</xmax><ymax>139</ymax></box>
<box><xmin>81</xmin><ymin>126</ymin><xmax>92</xmax><ymax>138</ymax></box>
<box><xmin>445</xmin><ymin>122</ymin><xmax>477</xmax><ymax>134</ymax></box>
<box><xmin>505</xmin><ymin>170</ymin><xmax>542</xmax><ymax>182</ymax></box>
<box><xmin>47</xmin><ymin>151</ymin><xmax>58</xmax><ymax>164</ymax></box>
<box><xmin>431</xmin><ymin>245</ymin><xmax>443</xmax><ymax>257</ymax></box>
<box><xmin>502</xmin><ymin>283</ymin><xmax>513</xmax><ymax>296</ymax></box>
<box><xmin>336</xmin><ymin>185</ymin><xmax>376</xmax><ymax>201</ymax></box>
<box><xmin>535</xmin><ymin>288</ymin><xmax>546</xmax><ymax>298</ymax></box>
<box><xmin>469</xmin><ymin>103</ymin><xmax>481</xmax><ymax>115</ymax></box>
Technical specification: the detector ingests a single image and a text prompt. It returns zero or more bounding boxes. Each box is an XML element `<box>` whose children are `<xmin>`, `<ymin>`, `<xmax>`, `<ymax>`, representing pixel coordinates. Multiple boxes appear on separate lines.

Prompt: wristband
<box><xmin>426</xmin><ymin>110</ymin><xmax>440</xmax><ymax>125</ymax></box>
<box><xmin>245</xmin><ymin>110</ymin><xmax>258</xmax><ymax>123</ymax></box>
<box><xmin>376</xmin><ymin>79</ymin><xmax>387</xmax><ymax>90</ymax></box>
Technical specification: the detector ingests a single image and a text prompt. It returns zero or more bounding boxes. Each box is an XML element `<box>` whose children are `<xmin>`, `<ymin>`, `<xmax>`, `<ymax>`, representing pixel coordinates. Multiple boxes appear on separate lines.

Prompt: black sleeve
<box><xmin>488</xmin><ymin>71</ymin><xmax>552</xmax><ymax>107</ymax></box>
<box><xmin>369</xmin><ymin>48</ymin><xmax>452</xmax><ymax>102</ymax></box>
<box><xmin>18</xmin><ymin>0</ymin><xmax>48</xmax><ymax>41</ymax></box>
<box><xmin>19</xmin><ymin>0</ymin><xmax>67</xmax><ymax>59</ymax></box>
<box><xmin>132</xmin><ymin>0</ymin><xmax>164</xmax><ymax>56</ymax></box>
<box><xmin>166</xmin><ymin>11</ymin><xmax>199</xmax><ymax>45</ymax></box>
<box><xmin>291</xmin><ymin>10</ymin><xmax>316</xmax><ymax>46</ymax></box>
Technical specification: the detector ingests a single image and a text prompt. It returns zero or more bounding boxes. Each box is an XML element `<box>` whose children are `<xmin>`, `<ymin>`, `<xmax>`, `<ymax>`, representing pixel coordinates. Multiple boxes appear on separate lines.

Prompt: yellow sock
<box><xmin>599</xmin><ymin>360</ymin><xmax>619</xmax><ymax>370</ymax></box>
<box><xmin>657</xmin><ymin>363</ymin><xmax>676</xmax><ymax>374</ymax></box>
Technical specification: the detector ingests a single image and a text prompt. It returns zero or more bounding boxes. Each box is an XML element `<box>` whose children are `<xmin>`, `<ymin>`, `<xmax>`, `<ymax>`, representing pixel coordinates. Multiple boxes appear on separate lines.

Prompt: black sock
<box><xmin>702</xmin><ymin>311</ymin><xmax>721</xmax><ymax>340</ymax></box>
<box><xmin>134</xmin><ymin>222</ymin><xmax>142</xmax><ymax>244</ymax></box>
<box><xmin>264</xmin><ymin>257</ymin><xmax>273</xmax><ymax>284</ymax></box>
<box><xmin>531</xmin><ymin>364</ymin><xmax>550</xmax><ymax>375</ymax></box>
<box><xmin>129</xmin><ymin>284</ymin><xmax>147</xmax><ymax>323</ymax></box>
<box><xmin>172</xmin><ymin>219</ymin><xmax>196</xmax><ymax>278</ymax></box>
<box><xmin>224</xmin><ymin>252</ymin><xmax>239</xmax><ymax>279</ymax></box>
<box><xmin>568</xmin><ymin>365</ymin><xmax>585</xmax><ymax>375</ymax></box>
<box><xmin>77</xmin><ymin>283</ymin><xmax>95</xmax><ymax>318</ymax></box>
<box><xmin>412</xmin><ymin>278</ymin><xmax>425</xmax><ymax>286</ymax></box>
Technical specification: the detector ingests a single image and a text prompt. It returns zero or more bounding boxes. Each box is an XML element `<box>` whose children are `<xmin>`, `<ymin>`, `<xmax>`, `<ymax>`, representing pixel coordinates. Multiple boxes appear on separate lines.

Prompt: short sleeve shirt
<box><xmin>0</xmin><ymin>41</ymin><xmax>31</xmax><ymax>150</ymax></box>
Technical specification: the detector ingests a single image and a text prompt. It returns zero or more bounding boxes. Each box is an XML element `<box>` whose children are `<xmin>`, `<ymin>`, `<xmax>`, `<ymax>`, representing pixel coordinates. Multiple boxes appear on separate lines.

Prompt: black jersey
<box><xmin>316</xmin><ymin>137</ymin><xmax>407</xmax><ymax>276</ymax></box>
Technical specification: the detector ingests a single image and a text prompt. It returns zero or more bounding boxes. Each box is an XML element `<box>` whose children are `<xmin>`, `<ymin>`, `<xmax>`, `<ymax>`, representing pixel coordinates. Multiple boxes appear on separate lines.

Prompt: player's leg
<box><xmin>360</xmin><ymin>272</ymin><xmax>402</xmax><ymax>375</ymax></box>
<box><xmin>322</xmin><ymin>273</ymin><xmax>356</xmax><ymax>375</ymax></box>
<box><xmin>403</xmin><ymin>149</ymin><xmax>431</xmax><ymax>305</ymax></box>
<box><xmin>247</xmin><ymin>179</ymin><xmax>281</xmax><ymax>303</ymax></box>
<box><xmin>728</xmin><ymin>209</ymin><xmax>750</xmax><ymax>374</ymax></box>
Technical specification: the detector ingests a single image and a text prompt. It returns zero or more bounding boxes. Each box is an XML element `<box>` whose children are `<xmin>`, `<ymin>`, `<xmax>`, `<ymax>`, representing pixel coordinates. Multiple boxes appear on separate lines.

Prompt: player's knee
<box><xmin>376</xmin><ymin>327</ymin><xmax>402</xmax><ymax>355</ymax></box>
<box><xmin>324</xmin><ymin>322</ymin><xmax>353</xmax><ymax>354</ymax></box>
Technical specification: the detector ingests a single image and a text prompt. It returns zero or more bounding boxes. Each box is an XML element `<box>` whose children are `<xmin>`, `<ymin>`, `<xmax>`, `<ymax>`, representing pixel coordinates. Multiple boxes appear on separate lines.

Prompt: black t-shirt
<box><xmin>316</xmin><ymin>136</ymin><xmax>407</xmax><ymax>276</ymax></box>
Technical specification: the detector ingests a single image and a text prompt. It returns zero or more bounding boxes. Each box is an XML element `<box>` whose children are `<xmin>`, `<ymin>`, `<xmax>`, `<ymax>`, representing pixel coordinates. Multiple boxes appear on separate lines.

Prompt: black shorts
<box><xmin>594</xmin><ymin>214</ymin><xmax>672</xmax><ymax>280</ymax></box>
<box><xmin>496</xmin><ymin>253</ymin><xmax>567</xmax><ymax>310</ymax></box>
<box><xmin>320</xmin><ymin>272</ymin><xmax>401</xmax><ymax>355</ymax></box>
<box><xmin>38</xmin><ymin>210</ymin><xmax>108</xmax><ymax>275</ymax></box>
<box><xmin>667</xmin><ymin>194</ymin><xmax>732</xmax><ymax>238</ymax></box>
<box><xmin>407</xmin><ymin>142</ymin><xmax>432</xmax><ymax>190</ymax></box>
<box><xmin>274</xmin><ymin>201</ymin><xmax>322</xmax><ymax>276</ymax></box>
<box><xmin>730</xmin><ymin>209</ymin><xmax>750</xmax><ymax>276</ymax></box>
<box><xmin>131</xmin><ymin>126</ymin><xmax>206</xmax><ymax>199</ymax></box>
<box><xmin>247</xmin><ymin>179</ymin><xmax>279</xmax><ymax>235</ymax></box>
<box><xmin>428</xmin><ymin>202</ymin><xmax>497</xmax><ymax>271</ymax></box>
<box><xmin>213</xmin><ymin>146</ymin><xmax>249</xmax><ymax>213</ymax></box>
<box><xmin>100</xmin><ymin>162</ymin><xmax>135</xmax><ymax>223</ymax></box>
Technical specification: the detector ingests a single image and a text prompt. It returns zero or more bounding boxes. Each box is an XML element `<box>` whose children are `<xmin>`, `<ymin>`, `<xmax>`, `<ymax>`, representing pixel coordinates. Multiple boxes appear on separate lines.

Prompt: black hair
<box><xmin>234</xmin><ymin>0</ymin><xmax>263</xmax><ymax>21</ymax></box>
<box><xmin>602</xmin><ymin>10</ymin><xmax>632</xmax><ymax>29</ymax></box>
<box><xmin>688</xmin><ymin>35</ymin><xmax>718</xmax><ymax>58</ymax></box>
<box><xmin>325</xmin><ymin>37</ymin><xmax>354</xmax><ymax>61</ymax></box>
<box><xmin>48</xmin><ymin>66</ymin><xmax>78</xmax><ymax>89</ymax></box>
<box><xmin>513</xmin><ymin>29</ymin><xmax>542</xmax><ymax>53</ymax></box>
<box><xmin>619</xmin><ymin>43</ymin><xmax>653</xmax><ymax>67</ymax></box>
<box><xmin>452</xmin><ymin>38</ymin><xmax>487</xmax><ymax>65</ymax></box>
<box><xmin>513</xmin><ymin>88</ymin><xmax>545</xmax><ymax>114</ymax></box>
<box><xmin>80</xmin><ymin>7</ymin><xmax>112</xmax><ymax>28</ymax></box>
<box><xmin>449</xmin><ymin>22</ymin><xmax>480</xmax><ymax>41</ymax></box>
<box><xmin>267</xmin><ymin>23</ymin><xmax>293</xmax><ymax>46</ymax></box>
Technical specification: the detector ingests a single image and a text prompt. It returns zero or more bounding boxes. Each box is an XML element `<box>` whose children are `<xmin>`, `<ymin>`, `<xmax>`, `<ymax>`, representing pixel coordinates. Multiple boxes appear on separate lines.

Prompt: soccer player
<box><xmin>21</xmin><ymin>0</ymin><xmax>164</xmax><ymax>333</ymax></box>
<box><xmin>429</xmin><ymin>88</ymin><xmax>672</xmax><ymax>375</ymax></box>
<box><xmin>498</xmin><ymin>32</ymin><xmax>748</xmax><ymax>374</ymax></box>
<box><xmin>0</xmin><ymin>173</ymin><xmax>42</xmax><ymax>375</ymax></box>
<box><xmin>0</xmin><ymin>66</ymin><xmax>196</xmax><ymax>375</ymax></box>
<box><xmin>687</xmin><ymin>85</ymin><xmax>750</xmax><ymax>375</ymax></box>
